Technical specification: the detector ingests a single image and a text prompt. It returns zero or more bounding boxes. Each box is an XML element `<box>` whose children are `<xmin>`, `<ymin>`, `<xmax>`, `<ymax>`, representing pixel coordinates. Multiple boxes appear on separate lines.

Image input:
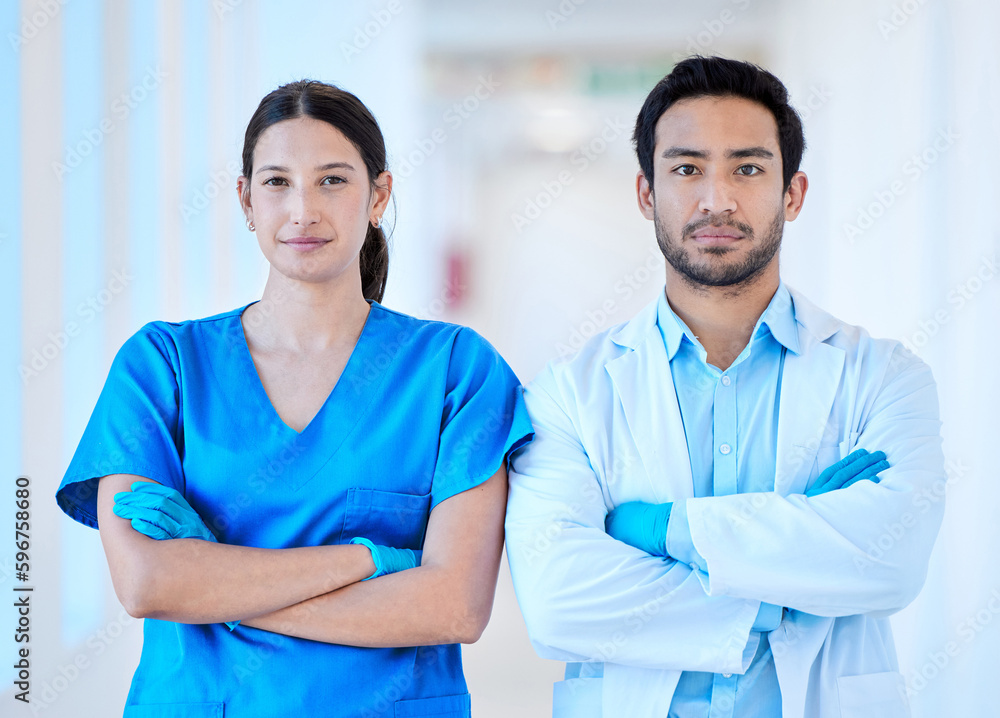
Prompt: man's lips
<box><xmin>689</xmin><ymin>227</ymin><xmax>745</xmax><ymax>245</ymax></box>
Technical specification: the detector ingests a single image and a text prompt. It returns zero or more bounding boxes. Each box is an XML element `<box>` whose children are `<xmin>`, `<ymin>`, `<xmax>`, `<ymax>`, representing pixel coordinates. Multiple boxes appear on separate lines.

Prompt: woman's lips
<box><xmin>282</xmin><ymin>237</ymin><xmax>331</xmax><ymax>252</ymax></box>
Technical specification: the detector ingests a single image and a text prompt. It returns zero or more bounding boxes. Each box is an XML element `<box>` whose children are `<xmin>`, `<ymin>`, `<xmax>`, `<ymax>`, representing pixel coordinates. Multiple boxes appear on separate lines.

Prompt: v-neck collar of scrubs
<box><xmin>236</xmin><ymin>300</ymin><xmax>374</xmax><ymax>436</ymax></box>
<box><xmin>226</xmin><ymin>300</ymin><xmax>392</xmax><ymax>492</ymax></box>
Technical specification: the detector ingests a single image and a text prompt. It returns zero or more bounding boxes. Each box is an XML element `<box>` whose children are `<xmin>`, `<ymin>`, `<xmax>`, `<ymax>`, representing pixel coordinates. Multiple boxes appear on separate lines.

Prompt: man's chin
<box><xmin>697</xmin><ymin>244</ymin><xmax>740</xmax><ymax>257</ymax></box>
<box><xmin>675</xmin><ymin>258</ymin><xmax>767</xmax><ymax>288</ymax></box>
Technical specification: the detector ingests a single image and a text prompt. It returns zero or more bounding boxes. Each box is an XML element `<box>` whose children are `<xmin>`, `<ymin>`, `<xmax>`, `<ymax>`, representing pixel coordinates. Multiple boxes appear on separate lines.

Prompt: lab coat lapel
<box><xmin>605</xmin><ymin>299</ymin><xmax>694</xmax><ymax>503</ymax></box>
<box><xmin>774</xmin><ymin>291</ymin><xmax>846</xmax><ymax>495</ymax></box>
<box><xmin>770</xmin><ymin>612</ymin><xmax>835</xmax><ymax>718</ymax></box>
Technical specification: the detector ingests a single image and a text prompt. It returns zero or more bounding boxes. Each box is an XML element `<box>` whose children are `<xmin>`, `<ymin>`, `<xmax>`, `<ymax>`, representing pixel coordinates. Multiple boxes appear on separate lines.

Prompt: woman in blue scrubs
<box><xmin>56</xmin><ymin>80</ymin><xmax>532</xmax><ymax>717</ymax></box>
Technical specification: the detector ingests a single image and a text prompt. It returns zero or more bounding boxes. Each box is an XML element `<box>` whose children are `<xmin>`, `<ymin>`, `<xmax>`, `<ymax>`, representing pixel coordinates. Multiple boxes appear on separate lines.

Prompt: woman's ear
<box><xmin>369</xmin><ymin>170</ymin><xmax>393</xmax><ymax>224</ymax></box>
<box><xmin>237</xmin><ymin>176</ymin><xmax>253</xmax><ymax>225</ymax></box>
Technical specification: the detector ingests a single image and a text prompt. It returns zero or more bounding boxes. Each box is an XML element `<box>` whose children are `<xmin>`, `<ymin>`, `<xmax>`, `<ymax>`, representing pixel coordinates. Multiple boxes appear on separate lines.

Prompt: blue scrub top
<box><xmin>56</xmin><ymin>301</ymin><xmax>533</xmax><ymax>718</ymax></box>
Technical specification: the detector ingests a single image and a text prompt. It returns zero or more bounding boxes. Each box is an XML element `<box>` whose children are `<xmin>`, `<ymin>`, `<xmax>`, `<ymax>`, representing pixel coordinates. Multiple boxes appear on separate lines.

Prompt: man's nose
<box><xmin>697</xmin><ymin>176</ymin><xmax>737</xmax><ymax>215</ymax></box>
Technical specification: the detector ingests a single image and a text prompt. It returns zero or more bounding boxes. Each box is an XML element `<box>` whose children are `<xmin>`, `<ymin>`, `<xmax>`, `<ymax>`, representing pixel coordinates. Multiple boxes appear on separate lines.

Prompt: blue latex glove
<box><xmin>604</xmin><ymin>501</ymin><xmax>674</xmax><ymax>556</ymax></box>
<box><xmin>350</xmin><ymin>537</ymin><xmax>422</xmax><ymax>580</ymax></box>
<box><xmin>113</xmin><ymin>482</ymin><xmax>239</xmax><ymax>630</ymax></box>
<box><xmin>113</xmin><ymin>481</ymin><xmax>218</xmax><ymax>542</ymax></box>
<box><xmin>805</xmin><ymin>449</ymin><xmax>889</xmax><ymax>497</ymax></box>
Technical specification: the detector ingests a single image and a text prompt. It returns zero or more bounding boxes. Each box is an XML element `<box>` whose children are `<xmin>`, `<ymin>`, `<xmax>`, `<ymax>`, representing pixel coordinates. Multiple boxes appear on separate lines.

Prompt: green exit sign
<box><xmin>585</xmin><ymin>62</ymin><xmax>676</xmax><ymax>94</ymax></box>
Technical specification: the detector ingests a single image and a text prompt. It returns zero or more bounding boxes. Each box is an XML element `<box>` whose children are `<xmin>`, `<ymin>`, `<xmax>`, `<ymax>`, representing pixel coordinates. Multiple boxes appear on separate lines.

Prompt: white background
<box><xmin>2</xmin><ymin>0</ymin><xmax>998</xmax><ymax>715</ymax></box>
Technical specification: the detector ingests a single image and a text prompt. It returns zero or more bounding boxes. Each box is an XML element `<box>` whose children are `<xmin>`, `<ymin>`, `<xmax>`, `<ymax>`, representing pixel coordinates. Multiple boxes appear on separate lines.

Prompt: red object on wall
<box><xmin>445</xmin><ymin>247</ymin><xmax>469</xmax><ymax>309</ymax></box>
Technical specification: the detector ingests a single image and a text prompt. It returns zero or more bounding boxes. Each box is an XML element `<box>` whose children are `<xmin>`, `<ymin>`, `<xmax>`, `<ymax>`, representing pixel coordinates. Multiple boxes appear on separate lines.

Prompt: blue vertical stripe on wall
<box><xmin>1</xmin><ymin>0</ymin><xmax>24</xmax><ymax>689</ymax></box>
<box><xmin>181</xmin><ymin>0</ymin><xmax>210</xmax><ymax>316</ymax></box>
<box><xmin>230</xmin><ymin>3</ymin><xmax>263</xmax><ymax>303</ymax></box>
<box><xmin>59</xmin><ymin>0</ymin><xmax>107</xmax><ymax>648</ymax></box>
<box><xmin>128</xmin><ymin>0</ymin><xmax>162</xmax><ymax>326</ymax></box>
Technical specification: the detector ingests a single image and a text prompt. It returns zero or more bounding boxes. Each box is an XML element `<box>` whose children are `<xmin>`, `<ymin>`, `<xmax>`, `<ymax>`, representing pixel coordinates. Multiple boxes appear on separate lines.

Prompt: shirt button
<box><xmin>721</xmin><ymin>375</ymin><xmax>731</xmax><ymax>386</ymax></box>
<box><xmin>723</xmin><ymin>673</ymin><xmax>732</xmax><ymax>678</ymax></box>
<box><xmin>719</xmin><ymin>443</ymin><xmax>732</xmax><ymax>455</ymax></box>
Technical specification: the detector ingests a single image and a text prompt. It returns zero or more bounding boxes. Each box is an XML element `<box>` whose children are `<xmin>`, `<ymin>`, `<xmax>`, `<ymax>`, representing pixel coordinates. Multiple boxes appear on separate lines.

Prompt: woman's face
<box><xmin>238</xmin><ymin>116</ymin><xmax>391</xmax><ymax>289</ymax></box>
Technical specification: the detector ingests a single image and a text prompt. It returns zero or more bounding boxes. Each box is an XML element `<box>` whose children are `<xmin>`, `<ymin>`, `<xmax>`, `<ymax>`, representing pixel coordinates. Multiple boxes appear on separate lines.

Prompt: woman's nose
<box><xmin>290</xmin><ymin>188</ymin><xmax>321</xmax><ymax>226</ymax></box>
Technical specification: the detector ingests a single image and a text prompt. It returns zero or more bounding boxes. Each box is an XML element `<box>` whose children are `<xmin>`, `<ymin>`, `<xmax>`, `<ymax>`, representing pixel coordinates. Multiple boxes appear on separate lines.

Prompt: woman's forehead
<box><xmin>254</xmin><ymin>117</ymin><xmax>361</xmax><ymax>167</ymax></box>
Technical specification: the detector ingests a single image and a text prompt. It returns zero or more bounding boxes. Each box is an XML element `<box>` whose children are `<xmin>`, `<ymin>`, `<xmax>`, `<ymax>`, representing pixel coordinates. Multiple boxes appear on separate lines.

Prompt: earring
<box><xmin>247</xmin><ymin>219</ymin><xmax>255</xmax><ymax>231</ymax></box>
<box><xmin>373</xmin><ymin>217</ymin><xmax>382</xmax><ymax>229</ymax></box>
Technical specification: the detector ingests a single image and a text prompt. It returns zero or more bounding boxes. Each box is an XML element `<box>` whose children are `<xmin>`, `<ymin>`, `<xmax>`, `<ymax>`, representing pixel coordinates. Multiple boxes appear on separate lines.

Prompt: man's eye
<box><xmin>675</xmin><ymin>165</ymin><xmax>699</xmax><ymax>176</ymax></box>
<box><xmin>736</xmin><ymin>165</ymin><xmax>762</xmax><ymax>176</ymax></box>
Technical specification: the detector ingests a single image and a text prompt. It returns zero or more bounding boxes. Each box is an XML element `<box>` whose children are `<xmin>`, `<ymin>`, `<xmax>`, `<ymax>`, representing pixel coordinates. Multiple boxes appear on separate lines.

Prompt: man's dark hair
<box><xmin>633</xmin><ymin>56</ymin><xmax>805</xmax><ymax>191</ymax></box>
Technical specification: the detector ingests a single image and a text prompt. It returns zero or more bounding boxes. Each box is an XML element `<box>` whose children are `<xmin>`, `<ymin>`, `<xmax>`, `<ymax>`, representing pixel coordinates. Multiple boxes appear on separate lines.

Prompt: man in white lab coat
<box><xmin>505</xmin><ymin>57</ymin><xmax>944</xmax><ymax>717</ymax></box>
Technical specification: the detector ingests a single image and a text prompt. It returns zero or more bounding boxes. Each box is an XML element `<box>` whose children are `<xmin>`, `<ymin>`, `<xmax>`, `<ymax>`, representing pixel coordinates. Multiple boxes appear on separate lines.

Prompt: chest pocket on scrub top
<box><xmin>340</xmin><ymin>488</ymin><xmax>431</xmax><ymax>549</ymax></box>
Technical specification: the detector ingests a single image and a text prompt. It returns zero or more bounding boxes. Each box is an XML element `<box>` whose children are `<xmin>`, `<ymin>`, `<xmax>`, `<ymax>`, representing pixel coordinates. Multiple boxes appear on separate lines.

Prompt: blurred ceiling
<box><xmin>423</xmin><ymin>0</ymin><xmax>783</xmax><ymax>54</ymax></box>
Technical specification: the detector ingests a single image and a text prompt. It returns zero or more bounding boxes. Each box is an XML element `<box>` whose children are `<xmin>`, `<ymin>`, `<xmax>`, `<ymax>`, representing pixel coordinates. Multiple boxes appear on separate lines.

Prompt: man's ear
<box><xmin>636</xmin><ymin>171</ymin><xmax>655</xmax><ymax>221</ymax></box>
<box><xmin>783</xmin><ymin>171</ymin><xmax>808</xmax><ymax>221</ymax></box>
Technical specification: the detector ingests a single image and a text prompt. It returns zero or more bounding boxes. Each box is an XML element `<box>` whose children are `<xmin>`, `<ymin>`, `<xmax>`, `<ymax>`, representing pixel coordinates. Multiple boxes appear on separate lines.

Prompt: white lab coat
<box><xmin>506</xmin><ymin>287</ymin><xmax>945</xmax><ymax>718</ymax></box>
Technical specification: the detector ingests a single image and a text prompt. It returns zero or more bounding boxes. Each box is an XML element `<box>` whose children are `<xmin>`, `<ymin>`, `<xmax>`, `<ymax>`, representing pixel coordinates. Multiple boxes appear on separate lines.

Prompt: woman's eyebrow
<box><xmin>255</xmin><ymin>162</ymin><xmax>357</xmax><ymax>175</ymax></box>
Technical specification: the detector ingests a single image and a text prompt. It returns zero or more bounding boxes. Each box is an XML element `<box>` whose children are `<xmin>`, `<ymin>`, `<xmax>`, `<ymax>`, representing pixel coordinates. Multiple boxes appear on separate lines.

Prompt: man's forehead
<box><xmin>653</xmin><ymin>95</ymin><xmax>780</xmax><ymax>155</ymax></box>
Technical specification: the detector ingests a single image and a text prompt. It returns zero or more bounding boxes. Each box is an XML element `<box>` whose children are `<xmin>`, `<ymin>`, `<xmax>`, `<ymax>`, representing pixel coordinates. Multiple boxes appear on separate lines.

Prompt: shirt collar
<box><xmin>760</xmin><ymin>283</ymin><xmax>800</xmax><ymax>355</ymax></box>
<box><xmin>656</xmin><ymin>291</ymin><xmax>693</xmax><ymax>361</ymax></box>
<box><xmin>656</xmin><ymin>282</ymin><xmax>800</xmax><ymax>361</ymax></box>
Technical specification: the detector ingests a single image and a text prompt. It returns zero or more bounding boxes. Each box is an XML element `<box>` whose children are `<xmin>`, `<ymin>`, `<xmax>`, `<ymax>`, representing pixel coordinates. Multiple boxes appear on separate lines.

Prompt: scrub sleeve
<box><xmin>57</xmin><ymin>326</ymin><xmax>185</xmax><ymax>527</ymax></box>
<box><xmin>431</xmin><ymin>326</ymin><xmax>533</xmax><ymax>509</ymax></box>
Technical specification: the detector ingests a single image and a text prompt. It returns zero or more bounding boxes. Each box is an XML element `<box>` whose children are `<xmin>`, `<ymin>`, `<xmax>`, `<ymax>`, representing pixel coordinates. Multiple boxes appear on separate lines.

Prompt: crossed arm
<box><xmin>604</xmin><ymin>449</ymin><xmax>889</xmax><ymax>560</ymax></box>
<box><xmin>97</xmin><ymin>466</ymin><xmax>508</xmax><ymax>646</ymax></box>
<box><xmin>504</xmin><ymin>352</ymin><xmax>945</xmax><ymax>672</ymax></box>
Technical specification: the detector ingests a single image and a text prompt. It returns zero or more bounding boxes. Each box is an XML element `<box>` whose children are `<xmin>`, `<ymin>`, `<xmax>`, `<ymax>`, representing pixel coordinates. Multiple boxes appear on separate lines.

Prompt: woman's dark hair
<box><xmin>633</xmin><ymin>56</ymin><xmax>805</xmax><ymax>192</ymax></box>
<box><xmin>241</xmin><ymin>80</ymin><xmax>390</xmax><ymax>303</ymax></box>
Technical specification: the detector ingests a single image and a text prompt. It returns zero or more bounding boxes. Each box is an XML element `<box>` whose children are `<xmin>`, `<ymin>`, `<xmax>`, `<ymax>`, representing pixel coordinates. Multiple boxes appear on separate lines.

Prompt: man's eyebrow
<box><xmin>727</xmin><ymin>147</ymin><xmax>774</xmax><ymax>160</ymax></box>
<box><xmin>660</xmin><ymin>146</ymin><xmax>776</xmax><ymax>160</ymax></box>
<box><xmin>661</xmin><ymin>147</ymin><xmax>708</xmax><ymax>159</ymax></box>
<box><xmin>255</xmin><ymin>162</ymin><xmax>357</xmax><ymax>175</ymax></box>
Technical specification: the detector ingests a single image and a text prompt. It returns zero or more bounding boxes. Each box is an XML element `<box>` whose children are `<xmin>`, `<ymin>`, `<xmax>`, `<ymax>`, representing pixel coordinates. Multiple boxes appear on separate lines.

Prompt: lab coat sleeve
<box><xmin>686</xmin><ymin>344</ymin><xmax>945</xmax><ymax>617</ymax></box>
<box><xmin>667</xmin><ymin>504</ymin><xmax>784</xmax><ymax>630</ymax></box>
<box><xmin>505</xmin><ymin>365</ymin><xmax>762</xmax><ymax>674</ymax></box>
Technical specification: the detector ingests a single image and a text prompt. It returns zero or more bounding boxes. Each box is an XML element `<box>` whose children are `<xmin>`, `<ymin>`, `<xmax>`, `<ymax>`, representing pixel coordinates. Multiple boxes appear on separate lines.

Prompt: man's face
<box><xmin>638</xmin><ymin>95</ymin><xmax>804</xmax><ymax>289</ymax></box>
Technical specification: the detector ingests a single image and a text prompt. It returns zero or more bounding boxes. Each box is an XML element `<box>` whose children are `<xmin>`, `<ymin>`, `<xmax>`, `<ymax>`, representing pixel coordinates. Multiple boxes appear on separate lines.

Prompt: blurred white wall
<box><xmin>3</xmin><ymin>0</ymin><xmax>998</xmax><ymax>716</ymax></box>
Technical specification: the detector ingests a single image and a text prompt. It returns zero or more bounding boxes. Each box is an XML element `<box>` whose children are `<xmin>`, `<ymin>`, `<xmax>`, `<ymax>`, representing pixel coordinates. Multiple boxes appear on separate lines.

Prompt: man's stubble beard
<box><xmin>654</xmin><ymin>206</ymin><xmax>785</xmax><ymax>292</ymax></box>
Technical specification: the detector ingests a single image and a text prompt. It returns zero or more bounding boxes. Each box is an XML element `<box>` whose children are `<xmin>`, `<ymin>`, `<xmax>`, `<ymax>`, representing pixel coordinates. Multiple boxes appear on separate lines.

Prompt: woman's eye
<box><xmin>321</xmin><ymin>176</ymin><xmax>346</xmax><ymax>185</ymax></box>
<box><xmin>736</xmin><ymin>165</ymin><xmax>762</xmax><ymax>176</ymax></box>
<box><xmin>262</xmin><ymin>177</ymin><xmax>286</xmax><ymax>186</ymax></box>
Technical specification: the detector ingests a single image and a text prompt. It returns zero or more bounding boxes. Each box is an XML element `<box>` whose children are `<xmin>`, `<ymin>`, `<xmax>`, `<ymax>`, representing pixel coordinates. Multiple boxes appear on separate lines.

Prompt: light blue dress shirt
<box><xmin>657</xmin><ymin>283</ymin><xmax>800</xmax><ymax>718</ymax></box>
